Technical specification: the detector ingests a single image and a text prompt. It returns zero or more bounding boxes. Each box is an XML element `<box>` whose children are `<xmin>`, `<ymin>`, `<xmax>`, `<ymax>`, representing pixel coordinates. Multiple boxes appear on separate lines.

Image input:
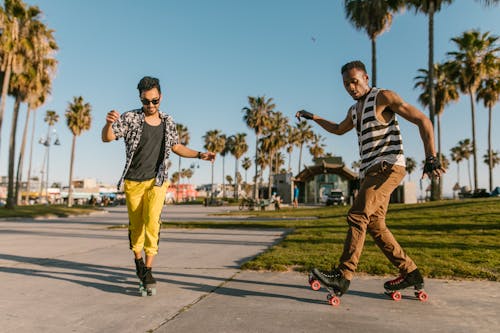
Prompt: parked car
<box><xmin>326</xmin><ymin>190</ymin><xmax>346</xmax><ymax>206</ymax></box>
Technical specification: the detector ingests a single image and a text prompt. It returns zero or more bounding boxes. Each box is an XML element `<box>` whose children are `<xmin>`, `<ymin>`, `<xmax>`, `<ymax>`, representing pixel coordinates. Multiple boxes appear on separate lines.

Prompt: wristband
<box><xmin>197</xmin><ymin>151</ymin><xmax>202</xmax><ymax>159</ymax></box>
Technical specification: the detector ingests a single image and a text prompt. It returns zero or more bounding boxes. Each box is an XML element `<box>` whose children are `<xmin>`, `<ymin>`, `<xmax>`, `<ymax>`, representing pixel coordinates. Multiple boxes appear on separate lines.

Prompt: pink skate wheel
<box><xmin>310</xmin><ymin>280</ymin><xmax>321</xmax><ymax>291</ymax></box>
<box><xmin>417</xmin><ymin>291</ymin><xmax>428</xmax><ymax>302</ymax></box>
<box><xmin>328</xmin><ymin>296</ymin><xmax>340</xmax><ymax>306</ymax></box>
<box><xmin>391</xmin><ymin>291</ymin><xmax>402</xmax><ymax>301</ymax></box>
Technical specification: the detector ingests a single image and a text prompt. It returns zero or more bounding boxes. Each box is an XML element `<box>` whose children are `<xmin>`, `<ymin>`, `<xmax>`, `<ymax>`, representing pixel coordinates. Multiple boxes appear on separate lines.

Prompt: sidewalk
<box><xmin>0</xmin><ymin>205</ymin><xmax>498</xmax><ymax>332</ymax></box>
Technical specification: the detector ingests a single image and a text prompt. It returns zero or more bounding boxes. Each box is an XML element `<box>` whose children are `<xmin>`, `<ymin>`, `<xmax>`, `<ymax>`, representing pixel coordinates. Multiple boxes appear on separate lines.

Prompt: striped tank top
<box><xmin>349</xmin><ymin>88</ymin><xmax>405</xmax><ymax>178</ymax></box>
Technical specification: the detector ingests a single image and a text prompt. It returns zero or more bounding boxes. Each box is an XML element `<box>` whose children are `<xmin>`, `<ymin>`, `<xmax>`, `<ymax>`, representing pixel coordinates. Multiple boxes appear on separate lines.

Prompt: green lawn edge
<box><xmin>163</xmin><ymin>198</ymin><xmax>500</xmax><ymax>281</ymax></box>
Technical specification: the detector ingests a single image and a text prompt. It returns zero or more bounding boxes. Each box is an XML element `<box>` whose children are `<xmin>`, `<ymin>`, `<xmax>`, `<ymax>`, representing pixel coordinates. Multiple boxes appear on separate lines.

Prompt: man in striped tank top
<box><xmin>296</xmin><ymin>60</ymin><xmax>445</xmax><ymax>298</ymax></box>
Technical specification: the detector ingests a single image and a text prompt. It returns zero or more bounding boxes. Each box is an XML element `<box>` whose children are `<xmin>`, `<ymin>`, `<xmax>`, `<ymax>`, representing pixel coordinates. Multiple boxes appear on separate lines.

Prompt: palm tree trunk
<box><xmin>6</xmin><ymin>96</ymin><xmax>21</xmax><ymax>209</ymax></box>
<box><xmin>222</xmin><ymin>156</ymin><xmax>226</xmax><ymax>198</ymax></box>
<box><xmin>67</xmin><ymin>135</ymin><xmax>77</xmax><ymax>207</ymax></box>
<box><xmin>16</xmin><ymin>106</ymin><xmax>32</xmax><ymax>205</ymax></box>
<box><xmin>371</xmin><ymin>38</ymin><xmax>377</xmax><ymax>87</ymax></box>
<box><xmin>234</xmin><ymin>158</ymin><xmax>239</xmax><ymax>200</ymax></box>
<box><xmin>253</xmin><ymin>136</ymin><xmax>258</xmax><ymax>200</ymax></box>
<box><xmin>437</xmin><ymin>114</ymin><xmax>442</xmax><ymax>200</ymax></box>
<box><xmin>210</xmin><ymin>162</ymin><xmax>214</xmax><ymax>202</ymax></box>
<box><xmin>468</xmin><ymin>88</ymin><xmax>478</xmax><ymax>191</ymax></box>
<box><xmin>0</xmin><ymin>54</ymin><xmax>13</xmax><ymax>159</ymax></box>
<box><xmin>467</xmin><ymin>158</ymin><xmax>472</xmax><ymax>190</ymax></box>
<box><xmin>488</xmin><ymin>105</ymin><xmax>493</xmax><ymax>192</ymax></box>
<box><xmin>287</xmin><ymin>148</ymin><xmax>292</xmax><ymax>173</ymax></box>
<box><xmin>268</xmin><ymin>152</ymin><xmax>273</xmax><ymax>199</ymax></box>
<box><xmin>26</xmin><ymin>109</ymin><xmax>37</xmax><ymax>205</ymax></box>
<box><xmin>177</xmin><ymin>156</ymin><xmax>181</xmax><ymax>202</ymax></box>
<box><xmin>428</xmin><ymin>4</ymin><xmax>439</xmax><ymax>201</ymax></box>
<box><xmin>298</xmin><ymin>143</ymin><xmax>303</xmax><ymax>174</ymax></box>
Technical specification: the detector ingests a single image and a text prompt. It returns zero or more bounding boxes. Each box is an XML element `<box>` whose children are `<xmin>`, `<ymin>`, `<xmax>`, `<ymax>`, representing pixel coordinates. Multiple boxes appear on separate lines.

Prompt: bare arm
<box><xmin>172</xmin><ymin>144</ymin><xmax>216</xmax><ymax>162</ymax></box>
<box><xmin>102</xmin><ymin>110</ymin><xmax>119</xmax><ymax>142</ymax></box>
<box><xmin>295</xmin><ymin>110</ymin><xmax>354</xmax><ymax>135</ymax></box>
<box><xmin>379</xmin><ymin>90</ymin><xmax>445</xmax><ymax>178</ymax></box>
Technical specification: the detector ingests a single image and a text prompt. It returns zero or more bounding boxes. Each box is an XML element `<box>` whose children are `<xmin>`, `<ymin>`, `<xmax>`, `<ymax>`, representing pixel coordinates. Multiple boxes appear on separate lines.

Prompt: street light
<box><xmin>39</xmin><ymin>129</ymin><xmax>61</xmax><ymax>203</ymax></box>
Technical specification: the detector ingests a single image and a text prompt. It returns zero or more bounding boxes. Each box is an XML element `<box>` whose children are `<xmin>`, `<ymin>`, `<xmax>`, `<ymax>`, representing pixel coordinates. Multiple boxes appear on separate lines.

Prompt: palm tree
<box><xmin>450</xmin><ymin>145</ymin><xmax>463</xmax><ymax>188</ymax></box>
<box><xmin>170</xmin><ymin>171</ymin><xmax>180</xmax><ymax>185</ymax></box>
<box><xmin>242</xmin><ymin>96</ymin><xmax>275</xmax><ymax>199</ymax></box>
<box><xmin>175</xmin><ymin>123</ymin><xmax>190</xmax><ymax>202</ymax></box>
<box><xmin>65</xmin><ymin>96</ymin><xmax>92</xmax><ymax>207</ymax></box>
<box><xmin>182</xmin><ymin>168</ymin><xmax>193</xmax><ymax>183</ymax></box>
<box><xmin>260</xmin><ymin>111</ymin><xmax>288</xmax><ymax>197</ymax></box>
<box><xmin>241</xmin><ymin>157</ymin><xmax>252</xmax><ymax>184</ymax></box>
<box><xmin>295</xmin><ymin>120</ymin><xmax>314</xmax><ymax>173</ymax></box>
<box><xmin>483</xmin><ymin>150</ymin><xmax>500</xmax><ymax>174</ymax></box>
<box><xmin>405</xmin><ymin>157</ymin><xmax>417</xmax><ymax>181</ymax></box>
<box><xmin>414</xmin><ymin>62</ymin><xmax>460</xmax><ymax>199</ymax></box>
<box><xmin>285</xmin><ymin>124</ymin><xmax>299</xmax><ymax>173</ymax></box>
<box><xmin>414</xmin><ymin>62</ymin><xmax>460</xmax><ymax>161</ymax></box>
<box><xmin>219</xmin><ymin>134</ymin><xmax>229</xmax><ymax>198</ymax></box>
<box><xmin>476</xmin><ymin>63</ymin><xmax>500</xmax><ymax>192</ymax></box>
<box><xmin>407</xmin><ymin>1</ymin><xmax>453</xmax><ymax>126</ymax></box>
<box><xmin>0</xmin><ymin>0</ymin><xmax>51</xmax><ymax>163</ymax></box>
<box><xmin>227</xmin><ymin>133</ymin><xmax>248</xmax><ymax>199</ymax></box>
<box><xmin>344</xmin><ymin>0</ymin><xmax>403</xmax><ymax>86</ymax></box>
<box><xmin>308</xmin><ymin>133</ymin><xmax>326</xmax><ymax>160</ymax></box>
<box><xmin>203</xmin><ymin>129</ymin><xmax>225</xmax><ymax>201</ymax></box>
<box><xmin>37</xmin><ymin>109</ymin><xmax>59</xmax><ymax>204</ymax></box>
<box><xmin>16</xmin><ymin>63</ymin><xmax>55</xmax><ymax>205</ymax></box>
<box><xmin>457</xmin><ymin>139</ymin><xmax>473</xmax><ymax>191</ymax></box>
<box><xmin>447</xmin><ymin>29</ymin><xmax>499</xmax><ymax>191</ymax></box>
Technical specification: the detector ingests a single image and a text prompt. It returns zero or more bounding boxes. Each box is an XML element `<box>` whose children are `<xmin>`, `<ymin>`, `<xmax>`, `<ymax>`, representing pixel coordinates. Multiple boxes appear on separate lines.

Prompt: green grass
<box><xmin>0</xmin><ymin>204</ymin><xmax>101</xmax><ymax>218</ymax></box>
<box><xmin>164</xmin><ymin>198</ymin><xmax>500</xmax><ymax>281</ymax></box>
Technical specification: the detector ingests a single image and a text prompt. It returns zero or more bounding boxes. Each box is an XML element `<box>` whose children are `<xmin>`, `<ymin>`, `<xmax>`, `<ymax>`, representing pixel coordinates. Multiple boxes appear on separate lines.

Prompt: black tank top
<box><xmin>125</xmin><ymin>120</ymin><xmax>165</xmax><ymax>181</ymax></box>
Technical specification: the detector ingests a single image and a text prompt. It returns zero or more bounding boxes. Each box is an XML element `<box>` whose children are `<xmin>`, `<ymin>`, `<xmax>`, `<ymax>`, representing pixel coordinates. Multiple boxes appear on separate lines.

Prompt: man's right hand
<box><xmin>295</xmin><ymin>110</ymin><xmax>314</xmax><ymax>121</ymax></box>
<box><xmin>106</xmin><ymin>110</ymin><xmax>120</xmax><ymax>124</ymax></box>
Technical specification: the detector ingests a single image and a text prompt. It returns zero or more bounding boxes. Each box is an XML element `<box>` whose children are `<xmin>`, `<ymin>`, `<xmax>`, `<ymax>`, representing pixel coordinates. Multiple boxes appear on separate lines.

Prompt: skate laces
<box><xmin>387</xmin><ymin>275</ymin><xmax>405</xmax><ymax>286</ymax></box>
<box><xmin>323</xmin><ymin>267</ymin><xmax>342</xmax><ymax>279</ymax></box>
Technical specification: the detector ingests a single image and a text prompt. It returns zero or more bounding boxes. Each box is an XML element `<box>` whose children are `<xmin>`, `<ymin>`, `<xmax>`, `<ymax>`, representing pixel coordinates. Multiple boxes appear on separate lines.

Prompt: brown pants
<box><xmin>339</xmin><ymin>161</ymin><xmax>417</xmax><ymax>280</ymax></box>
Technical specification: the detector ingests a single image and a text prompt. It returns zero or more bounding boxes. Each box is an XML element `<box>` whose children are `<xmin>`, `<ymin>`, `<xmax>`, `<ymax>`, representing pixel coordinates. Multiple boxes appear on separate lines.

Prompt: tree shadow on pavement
<box><xmin>0</xmin><ymin>253</ymin><xmax>138</xmax><ymax>295</ymax></box>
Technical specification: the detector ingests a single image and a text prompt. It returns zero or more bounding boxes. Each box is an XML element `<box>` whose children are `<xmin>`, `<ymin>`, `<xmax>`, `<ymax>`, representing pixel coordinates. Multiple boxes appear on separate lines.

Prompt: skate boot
<box><xmin>384</xmin><ymin>268</ymin><xmax>428</xmax><ymax>302</ymax></box>
<box><xmin>134</xmin><ymin>258</ymin><xmax>146</xmax><ymax>280</ymax></box>
<box><xmin>140</xmin><ymin>267</ymin><xmax>157</xmax><ymax>296</ymax></box>
<box><xmin>311</xmin><ymin>267</ymin><xmax>350</xmax><ymax>296</ymax></box>
<box><xmin>309</xmin><ymin>267</ymin><xmax>350</xmax><ymax>307</ymax></box>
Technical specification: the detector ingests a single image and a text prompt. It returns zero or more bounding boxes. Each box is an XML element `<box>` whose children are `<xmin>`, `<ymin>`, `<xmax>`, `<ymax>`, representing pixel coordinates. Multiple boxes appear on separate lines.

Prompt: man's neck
<box><xmin>357</xmin><ymin>87</ymin><xmax>372</xmax><ymax>103</ymax></box>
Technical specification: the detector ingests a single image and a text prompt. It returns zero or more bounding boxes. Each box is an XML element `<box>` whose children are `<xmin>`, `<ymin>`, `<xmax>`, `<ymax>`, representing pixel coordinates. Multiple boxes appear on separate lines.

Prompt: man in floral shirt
<box><xmin>102</xmin><ymin>76</ymin><xmax>215</xmax><ymax>295</ymax></box>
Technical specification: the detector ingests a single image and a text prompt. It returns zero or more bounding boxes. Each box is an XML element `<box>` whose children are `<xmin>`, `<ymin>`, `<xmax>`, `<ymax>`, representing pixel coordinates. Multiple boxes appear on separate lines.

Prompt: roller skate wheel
<box><xmin>391</xmin><ymin>291</ymin><xmax>402</xmax><ymax>301</ymax></box>
<box><xmin>148</xmin><ymin>288</ymin><xmax>157</xmax><ymax>296</ymax></box>
<box><xmin>416</xmin><ymin>291</ymin><xmax>428</xmax><ymax>302</ymax></box>
<box><xmin>310</xmin><ymin>280</ymin><xmax>321</xmax><ymax>291</ymax></box>
<box><xmin>327</xmin><ymin>294</ymin><xmax>340</xmax><ymax>307</ymax></box>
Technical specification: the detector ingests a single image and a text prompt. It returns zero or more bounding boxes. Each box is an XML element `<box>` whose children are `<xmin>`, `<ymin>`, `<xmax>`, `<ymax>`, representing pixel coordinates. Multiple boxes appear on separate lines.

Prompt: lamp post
<box><xmin>39</xmin><ymin>128</ymin><xmax>60</xmax><ymax>203</ymax></box>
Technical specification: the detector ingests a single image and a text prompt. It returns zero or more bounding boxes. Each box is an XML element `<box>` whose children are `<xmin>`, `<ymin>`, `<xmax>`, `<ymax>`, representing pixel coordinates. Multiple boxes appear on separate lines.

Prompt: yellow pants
<box><xmin>124</xmin><ymin>179</ymin><xmax>169</xmax><ymax>256</ymax></box>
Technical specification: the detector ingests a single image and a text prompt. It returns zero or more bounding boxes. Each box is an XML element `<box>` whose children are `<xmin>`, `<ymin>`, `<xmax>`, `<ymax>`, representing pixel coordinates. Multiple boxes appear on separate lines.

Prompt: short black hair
<box><xmin>341</xmin><ymin>61</ymin><xmax>367</xmax><ymax>75</ymax></box>
<box><xmin>137</xmin><ymin>76</ymin><xmax>161</xmax><ymax>94</ymax></box>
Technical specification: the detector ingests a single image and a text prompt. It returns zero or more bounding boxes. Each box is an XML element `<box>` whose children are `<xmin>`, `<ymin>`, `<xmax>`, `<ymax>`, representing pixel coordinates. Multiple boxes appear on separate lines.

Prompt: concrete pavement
<box><xmin>0</xmin><ymin>205</ymin><xmax>498</xmax><ymax>333</ymax></box>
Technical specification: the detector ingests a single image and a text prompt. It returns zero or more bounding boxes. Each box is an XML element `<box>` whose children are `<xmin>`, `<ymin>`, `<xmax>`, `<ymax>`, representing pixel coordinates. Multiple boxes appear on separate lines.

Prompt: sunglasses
<box><xmin>141</xmin><ymin>98</ymin><xmax>160</xmax><ymax>105</ymax></box>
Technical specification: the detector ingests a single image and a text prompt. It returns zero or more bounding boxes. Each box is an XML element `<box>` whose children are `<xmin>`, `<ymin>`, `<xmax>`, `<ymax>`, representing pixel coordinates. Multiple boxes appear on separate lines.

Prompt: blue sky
<box><xmin>2</xmin><ymin>0</ymin><xmax>499</xmax><ymax>197</ymax></box>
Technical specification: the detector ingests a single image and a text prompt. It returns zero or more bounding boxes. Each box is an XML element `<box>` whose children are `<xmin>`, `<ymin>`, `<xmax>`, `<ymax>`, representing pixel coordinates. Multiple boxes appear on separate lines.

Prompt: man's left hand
<box><xmin>422</xmin><ymin>156</ymin><xmax>446</xmax><ymax>179</ymax></box>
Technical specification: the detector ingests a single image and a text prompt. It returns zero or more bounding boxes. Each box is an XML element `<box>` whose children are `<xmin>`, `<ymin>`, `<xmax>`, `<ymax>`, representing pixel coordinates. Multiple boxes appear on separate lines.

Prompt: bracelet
<box><xmin>197</xmin><ymin>151</ymin><xmax>202</xmax><ymax>159</ymax></box>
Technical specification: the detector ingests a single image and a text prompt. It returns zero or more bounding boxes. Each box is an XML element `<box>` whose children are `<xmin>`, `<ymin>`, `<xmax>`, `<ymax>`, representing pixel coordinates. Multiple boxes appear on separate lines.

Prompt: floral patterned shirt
<box><xmin>111</xmin><ymin>109</ymin><xmax>179</xmax><ymax>189</ymax></box>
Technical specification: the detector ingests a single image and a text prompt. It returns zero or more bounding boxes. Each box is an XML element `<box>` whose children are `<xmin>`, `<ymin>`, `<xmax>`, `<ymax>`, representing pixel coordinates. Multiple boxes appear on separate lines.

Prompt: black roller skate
<box><xmin>384</xmin><ymin>268</ymin><xmax>428</xmax><ymax>302</ymax></box>
<box><xmin>134</xmin><ymin>258</ymin><xmax>146</xmax><ymax>279</ymax></box>
<box><xmin>308</xmin><ymin>267</ymin><xmax>350</xmax><ymax>307</ymax></box>
<box><xmin>140</xmin><ymin>267</ymin><xmax>157</xmax><ymax>297</ymax></box>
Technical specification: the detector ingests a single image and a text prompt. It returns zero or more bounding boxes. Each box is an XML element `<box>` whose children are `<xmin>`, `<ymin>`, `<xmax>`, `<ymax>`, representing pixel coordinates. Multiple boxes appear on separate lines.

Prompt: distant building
<box><xmin>293</xmin><ymin>156</ymin><xmax>358</xmax><ymax>205</ymax></box>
